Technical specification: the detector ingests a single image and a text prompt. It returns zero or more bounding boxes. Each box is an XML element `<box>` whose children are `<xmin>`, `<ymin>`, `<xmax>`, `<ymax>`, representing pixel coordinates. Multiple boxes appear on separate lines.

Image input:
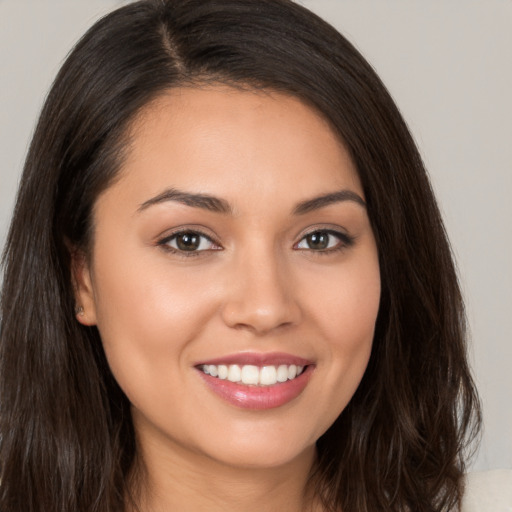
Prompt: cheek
<box><xmin>92</xmin><ymin>237</ymin><xmax>218</xmax><ymax>334</ymax></box>
<box><xmin>308</xmin><ymin>252</ymin><xmax>381</xmax><ymax>353</ymax></box>
<box><xmin>303</xmin><ymin>252</ymin><xmax>380</xmax><ymax>418</ymax></box>
<box><xmin>89</xmin><ymin>247</ymin><xmax>221</xmax><ymax>399</ymax></box>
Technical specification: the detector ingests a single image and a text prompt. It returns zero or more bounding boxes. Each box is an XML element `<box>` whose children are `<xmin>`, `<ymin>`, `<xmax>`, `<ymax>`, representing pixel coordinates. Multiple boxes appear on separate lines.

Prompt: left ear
<box><xmin>70</xmin><ymin>248</ymin><xmax>98</xmax><ymax>326</ymax></box>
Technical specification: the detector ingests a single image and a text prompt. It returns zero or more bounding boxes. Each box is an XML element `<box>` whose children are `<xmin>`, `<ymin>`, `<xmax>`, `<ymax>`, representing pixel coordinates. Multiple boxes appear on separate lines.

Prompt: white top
<box><xmin>462</xmin><ymin>470</ymin><xmax>512</xmax><ymax>511</ymax></box>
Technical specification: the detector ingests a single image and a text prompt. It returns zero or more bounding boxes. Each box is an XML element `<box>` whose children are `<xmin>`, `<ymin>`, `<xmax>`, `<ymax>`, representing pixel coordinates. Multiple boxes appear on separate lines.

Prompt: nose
<box><xmin>220</xmin><ymin>248</ymin><xmax>302</xmax><ymax>335</ymax></box>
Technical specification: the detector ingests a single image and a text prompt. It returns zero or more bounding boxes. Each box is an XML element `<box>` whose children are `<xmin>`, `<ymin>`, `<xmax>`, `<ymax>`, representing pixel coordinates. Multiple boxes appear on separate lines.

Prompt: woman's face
<box><xmin>76</xmin><ymin>86</ymin><xmax>380</xmax><ymax>470</ymax></box>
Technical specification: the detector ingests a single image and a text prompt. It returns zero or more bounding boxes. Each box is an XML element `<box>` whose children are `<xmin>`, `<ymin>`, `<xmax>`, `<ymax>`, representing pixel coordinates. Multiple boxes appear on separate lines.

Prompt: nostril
<box><xmin>220</xmin><ymin>262</ymin><xmax>302</xmax><ymax>333</ymax></box>
<box><xmin>221</xmin><ymin>303</ymin><xmax>300</xmax><ymax>335</ymax></box>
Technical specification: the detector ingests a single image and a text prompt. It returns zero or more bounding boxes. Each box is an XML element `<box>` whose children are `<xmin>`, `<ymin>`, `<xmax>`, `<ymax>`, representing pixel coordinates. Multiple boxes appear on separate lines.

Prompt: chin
<box><xmin>189</xmin><ymin>419</ymin><xmax>319</xmax><ymax>471</ymax></box>
<box><xmin>205</xmin><ymin>439</ymin><xmax>316</xmax><ymax>471</ymax></box>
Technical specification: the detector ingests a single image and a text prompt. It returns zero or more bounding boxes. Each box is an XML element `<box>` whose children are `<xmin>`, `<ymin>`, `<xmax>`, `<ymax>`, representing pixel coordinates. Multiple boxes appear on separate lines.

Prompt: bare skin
<box><xmin>74</xmin><ymin>86</ymin><xmax>380</xmax><ymax>511</ymax></box>
<box><xmin>131</xmin><ymin>431</ymin><xmax>318</xmax><ymax>512</ymax></box>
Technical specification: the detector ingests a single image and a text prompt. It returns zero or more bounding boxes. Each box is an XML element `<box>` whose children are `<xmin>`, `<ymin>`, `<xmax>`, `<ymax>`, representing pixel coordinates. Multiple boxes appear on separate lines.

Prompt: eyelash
<box><xmin>157</xmin><ymin>228</ymin><xmax>355</xmax><ymax>257</ymax></box>
<box><xmin>157</xmin><ymin>228</ymin><xmax>221</xmax><ymax>258</ymax></box>
<box><xmin>294</xmin><ymin>229</ymin><xmax>355</xmax><ymax>255</ymax></box>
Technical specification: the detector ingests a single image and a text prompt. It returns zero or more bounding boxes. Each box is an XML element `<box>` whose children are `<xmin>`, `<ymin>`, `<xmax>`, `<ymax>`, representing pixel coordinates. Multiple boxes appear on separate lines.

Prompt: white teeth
<box><xmin>217</xmin><ymin>365</ymin><xmax>228</xmax><ymax>380</ymax></box>
<box><xmin>276</xmin><ymin>364</ymin><xmax>289</xmax><ymax>383</ymax></box>
<box><xmin>288</xmin><ymin>364</ymin><xmax>297</xmax><ymax>380</ymax></box>
<box><xmin>227</xmin><ymin>364</ymin><xmax>241</xmax><ymax>382</ymax></box>
<box><xmin>241</xmin><ymin>365</ymin><xmax>259</xmax><ymax>385</ymax></box>
<box><xmin>260</xmin><ymin>366</ymin><xmax>277</xmax><ymax>386</ymax></box>
<box><xmin>200</xmin><ymin>363</ymin><xmax>306</xmax><ymax>386</ymax></box>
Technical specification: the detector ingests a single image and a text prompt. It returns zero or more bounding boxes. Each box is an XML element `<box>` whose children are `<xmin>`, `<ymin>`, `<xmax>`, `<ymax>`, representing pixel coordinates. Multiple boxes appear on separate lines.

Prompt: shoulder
<box><xmin>461</xmin><ymin>470</ymin><xmax>512</xmax><ymax>512</ymax></box>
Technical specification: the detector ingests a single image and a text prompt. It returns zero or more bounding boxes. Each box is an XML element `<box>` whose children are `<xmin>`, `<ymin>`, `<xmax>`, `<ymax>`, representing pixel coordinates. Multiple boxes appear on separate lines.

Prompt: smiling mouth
<box><xmin>198</xmin><ymin>364</ymin><xmax>307</xmax><ymax>386</ymax></box>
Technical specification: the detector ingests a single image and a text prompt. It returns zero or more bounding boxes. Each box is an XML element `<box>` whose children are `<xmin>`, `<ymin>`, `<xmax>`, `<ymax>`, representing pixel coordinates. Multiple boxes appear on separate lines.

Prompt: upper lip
<box><xmin>195</xmin><ymin>352</ymin><xmax>313</xmax><ymax>367</ymax></box>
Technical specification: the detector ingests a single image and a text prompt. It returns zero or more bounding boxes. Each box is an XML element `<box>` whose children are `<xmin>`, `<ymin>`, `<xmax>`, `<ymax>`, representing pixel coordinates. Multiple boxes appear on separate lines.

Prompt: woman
<box><xmin>0</xmin><ymin>0</ymin><xmax>481</xmax><ymax>511</ymax></box>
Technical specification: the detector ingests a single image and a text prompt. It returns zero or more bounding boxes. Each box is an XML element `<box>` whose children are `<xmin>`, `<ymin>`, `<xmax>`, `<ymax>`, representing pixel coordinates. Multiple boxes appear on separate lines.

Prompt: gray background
<box><xmin>1</xmin><ymin>0</ymin><xmax>510</xmax><ymax>471</ymax></box>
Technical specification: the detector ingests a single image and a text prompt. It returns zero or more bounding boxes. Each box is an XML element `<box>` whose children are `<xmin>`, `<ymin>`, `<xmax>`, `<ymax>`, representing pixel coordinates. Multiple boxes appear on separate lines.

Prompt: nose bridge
<box><xmin>221</xmin><ymin>238</ymin><xmax>300</xmax><ymax>334</ymax></box>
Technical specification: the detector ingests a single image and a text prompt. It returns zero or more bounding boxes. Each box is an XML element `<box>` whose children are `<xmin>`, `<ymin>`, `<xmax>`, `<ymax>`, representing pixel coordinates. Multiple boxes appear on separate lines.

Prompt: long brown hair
<box><xmin>0</xmin><ymin>1</ymin><xmax>480</xmax><ymax>511</ymax></box>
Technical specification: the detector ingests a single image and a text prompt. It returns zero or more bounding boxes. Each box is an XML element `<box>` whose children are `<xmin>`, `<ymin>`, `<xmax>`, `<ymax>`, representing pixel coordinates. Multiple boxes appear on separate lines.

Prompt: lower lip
<box><xmin>197</xmin><ymin>366</ymin><xmax>314</xmax><ymax>410</ymax></box>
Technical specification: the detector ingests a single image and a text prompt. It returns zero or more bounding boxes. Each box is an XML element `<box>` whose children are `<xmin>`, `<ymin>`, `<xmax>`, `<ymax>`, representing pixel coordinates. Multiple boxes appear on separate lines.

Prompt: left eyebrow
<box><xmin>293</xmin><ymin>190</ymin><xmax>366</xmax><ymax>215</ymax></box>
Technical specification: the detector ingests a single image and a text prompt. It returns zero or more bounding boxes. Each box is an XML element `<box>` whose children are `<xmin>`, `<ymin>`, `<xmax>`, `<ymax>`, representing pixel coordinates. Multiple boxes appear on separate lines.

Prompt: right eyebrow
<box><xmin>137</xmin><ymin>188</ymin><xmax>233</xmax><ymax>215</ymax></box>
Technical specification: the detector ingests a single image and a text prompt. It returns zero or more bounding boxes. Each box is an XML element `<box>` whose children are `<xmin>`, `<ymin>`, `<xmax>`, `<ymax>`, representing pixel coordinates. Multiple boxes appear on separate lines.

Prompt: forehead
<box><xmin>104</xmin><ymin>85</ymin><xmax>362</xmax><ymax>212</ymax></box>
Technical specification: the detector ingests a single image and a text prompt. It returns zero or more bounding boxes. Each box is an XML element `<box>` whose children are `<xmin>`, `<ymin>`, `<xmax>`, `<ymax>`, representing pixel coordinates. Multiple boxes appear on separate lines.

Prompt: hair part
<box><xmin>0</xmin><ymin>1</ymin><xmax>480</xmax><ymax>511</ymax></box>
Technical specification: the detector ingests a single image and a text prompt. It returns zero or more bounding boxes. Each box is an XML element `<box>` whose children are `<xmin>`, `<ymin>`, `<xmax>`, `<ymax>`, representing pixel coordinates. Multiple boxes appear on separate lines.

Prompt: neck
<box><xmin>127</xmin><ymin>431</ymin><xmax>320</xmax><ymax>512</ymax></box>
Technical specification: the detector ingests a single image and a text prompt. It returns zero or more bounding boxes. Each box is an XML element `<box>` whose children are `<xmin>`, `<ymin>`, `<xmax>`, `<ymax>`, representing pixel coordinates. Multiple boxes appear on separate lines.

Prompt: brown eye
<box><xmin>176</xmin><ymin>232</ymin><xmax>201</xmax><ymax>251</ymax></box>
<box><xmin>296</xmin><ymin>229</ymin><xmax>354</xmax><ymax>252</ymax></box>
<box><xmin>305</xmin><ymin>232</ymin><xmax>330</xmax><ymax>250</ymax></box>
<box><xmin>162</xmin><ymin>231</ymin><xmax>219</xmax><ymax>253</ymax></box>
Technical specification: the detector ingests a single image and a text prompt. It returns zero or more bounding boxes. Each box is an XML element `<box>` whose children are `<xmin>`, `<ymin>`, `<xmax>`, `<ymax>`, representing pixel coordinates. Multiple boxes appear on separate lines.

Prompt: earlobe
<box><xmin>70</xmin><ymin>248</ymin><xmax>98</xmax><ymax>326</ymax></box>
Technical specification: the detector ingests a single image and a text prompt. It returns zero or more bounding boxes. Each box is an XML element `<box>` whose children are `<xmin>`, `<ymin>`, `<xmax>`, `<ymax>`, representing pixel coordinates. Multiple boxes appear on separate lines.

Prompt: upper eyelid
<box><xmin>297</xmin><ymin>229</ymin><xmax>348</xmax><ymax>241</ymax></box>
<box><xmin>158</xmin><ymin>226</ymin><xmax>219</xmax><ymax>244</ymax></box>
<box><xmin>295</xmin><ymin>224</ymin><xmax>351</xmax><ymax>240</ymax></box>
